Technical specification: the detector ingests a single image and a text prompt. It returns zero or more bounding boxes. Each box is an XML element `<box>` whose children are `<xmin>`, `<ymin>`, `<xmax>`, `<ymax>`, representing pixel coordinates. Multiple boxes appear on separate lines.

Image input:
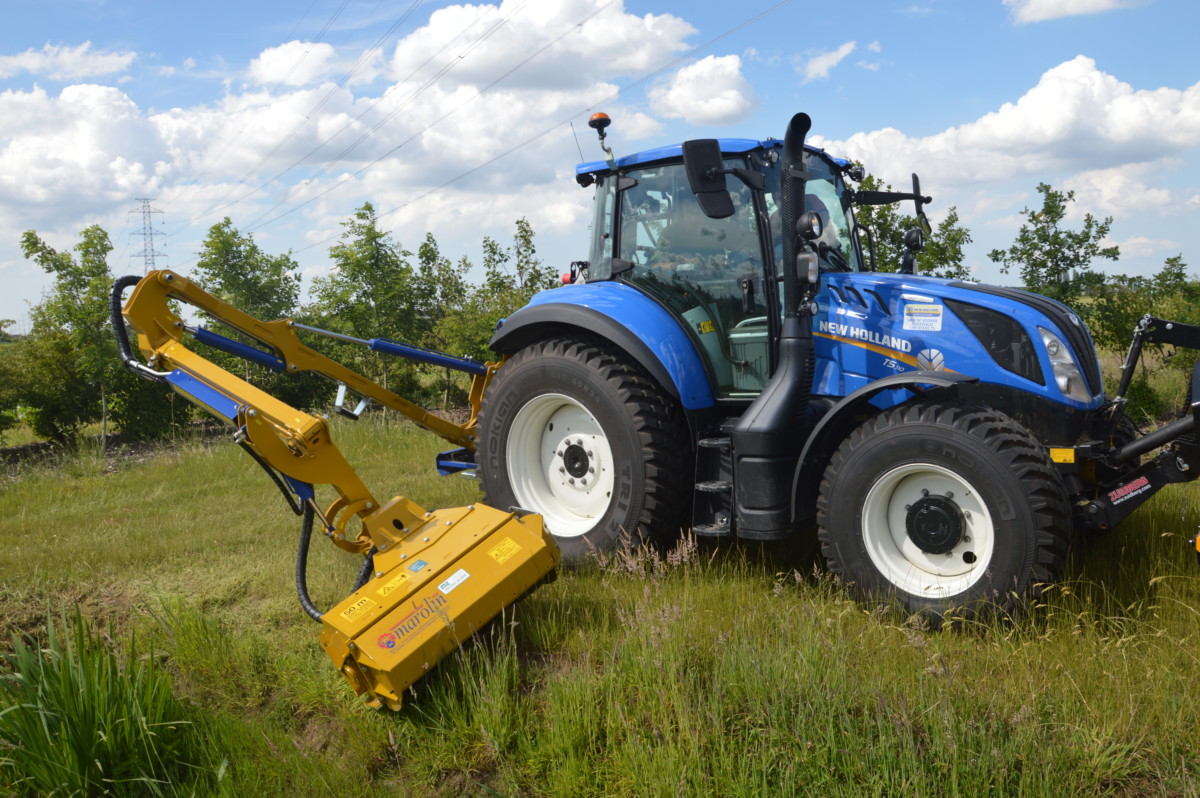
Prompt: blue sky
<box><xmin>2</xmin><ymin>0</ymin><xmax>1197</xmax><ymax>329</ymax></box>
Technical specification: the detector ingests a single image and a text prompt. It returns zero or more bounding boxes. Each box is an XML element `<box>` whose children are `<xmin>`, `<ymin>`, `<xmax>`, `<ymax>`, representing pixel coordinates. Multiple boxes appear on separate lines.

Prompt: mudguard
<box><xmin>490</xmin><ymin>282</ymin><xmax>716</xmax><ymax>410</ymax></box>
<box><xmin>791</xmin><ymin>371</ymin><xmax>979</xmax><ymax>521</ymax></box>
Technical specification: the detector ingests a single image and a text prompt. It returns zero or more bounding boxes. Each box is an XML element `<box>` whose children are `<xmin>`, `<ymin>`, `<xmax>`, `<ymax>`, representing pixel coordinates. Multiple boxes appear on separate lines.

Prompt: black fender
<box><xmin>791</xmin><ymin>370</ymin><xmax>979</xmax><ymax>522</ymax></box>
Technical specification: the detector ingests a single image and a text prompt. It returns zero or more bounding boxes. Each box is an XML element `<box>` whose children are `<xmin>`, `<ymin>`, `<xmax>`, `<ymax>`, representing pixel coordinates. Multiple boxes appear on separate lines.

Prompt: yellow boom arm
<box><xmin>114</xmin><ymin>271</ymin><xmax>558</xmax><ymax>710</ymax></box>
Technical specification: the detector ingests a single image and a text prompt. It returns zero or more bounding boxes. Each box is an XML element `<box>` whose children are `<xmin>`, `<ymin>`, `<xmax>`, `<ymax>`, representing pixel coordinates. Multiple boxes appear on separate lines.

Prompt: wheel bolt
<box><xmin>945</xmin><ymin>491</ymin><xmax>954</xmax><ymax>499</ymax></box>
<box><xmin>559</xmin><ymin>467</ymin><xmax>565</xmax><ymax>474</ymax></box>
<box><xmin>568</xmin><ymin>478</ymin><xmax>575</xmax><ymax>485</ymax></box>
<box><xmin>921</xmin><ymin>489</ymin><xmax>929</xmax><ymax>497</ymax></box>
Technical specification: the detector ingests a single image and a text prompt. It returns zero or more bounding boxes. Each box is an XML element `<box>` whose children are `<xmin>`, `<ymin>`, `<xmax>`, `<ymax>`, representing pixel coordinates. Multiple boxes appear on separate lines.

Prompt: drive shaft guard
<box><xmin>319</xmin><ymin>502</ymin><xmax>557</xmax><ymax>710</ymax></box>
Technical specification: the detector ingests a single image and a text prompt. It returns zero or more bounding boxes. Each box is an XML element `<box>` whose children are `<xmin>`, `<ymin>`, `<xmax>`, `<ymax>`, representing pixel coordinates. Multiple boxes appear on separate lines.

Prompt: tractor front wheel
<box><xmin>478</xmin><ymin>336</ymin><xmax>690</xmax><ymax>563</ymax></box>
<box><xmin>817</xmin><ymin>402</ymin><xmax>1070</xmax><ymax>619</ymax></box>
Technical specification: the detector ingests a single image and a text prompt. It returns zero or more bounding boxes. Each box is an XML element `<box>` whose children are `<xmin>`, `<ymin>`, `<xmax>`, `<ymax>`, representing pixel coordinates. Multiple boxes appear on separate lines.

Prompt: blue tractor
<box><xmin>477</xmin><ymin>112</ymin><xmax>1200</xmax><ymax>618</ymax></box>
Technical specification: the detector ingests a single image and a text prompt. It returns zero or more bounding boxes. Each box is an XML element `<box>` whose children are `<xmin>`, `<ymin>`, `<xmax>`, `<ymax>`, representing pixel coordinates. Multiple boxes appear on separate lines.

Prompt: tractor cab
<box><xmin>577</xmin><ymin>139</ymin><xmax>862</xmax><ymax>399</ymax></box>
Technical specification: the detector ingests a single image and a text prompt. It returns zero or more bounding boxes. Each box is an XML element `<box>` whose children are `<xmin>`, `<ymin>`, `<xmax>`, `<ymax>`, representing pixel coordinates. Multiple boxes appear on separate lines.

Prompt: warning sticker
<box><xmin>438</xmin><ymin>569</ymin><xmax>470</xmax><ymax>595</ymax></box>
<box><xmin>340</xmin><ymin>596</ymin><xmax>377</xmax><ymax>622</ymax></box>
<box><xmin>903</xmin><ymin>303</ymin><xmax>943</xmax><ymax>332</ymax></box>
<box><xmin>488</xmin><ymin>537</ymin><xmax>523</xmax><ymax>565</ymax></box>
<box><xmin>376</xmin><ymin>572</ymin><xmax>409</xmax><ymax>599</ymax></box>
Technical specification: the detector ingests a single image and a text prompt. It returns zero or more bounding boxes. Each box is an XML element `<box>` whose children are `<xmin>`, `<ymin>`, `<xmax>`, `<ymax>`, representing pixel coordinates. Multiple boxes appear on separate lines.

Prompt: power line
<box><xmin>281</xmin><ymin>0</ymin><xmax>795</xmax><ymax>252</ymax></box>
<box><xmin>210</xmin><ymin>0</ymin><xmax>522</xmax><ymax>229</ymax></box>
<box><xmin>171</xmin><ymin>0</ymin><xmax>794</xmax><ymax>267</ymax></box>
<box><xmin>192</xmin><ymin>0</ymin><xmax>426</xmax><ymax>223</ymax></box>
<box><xmin>159</xmin><ymin>0</ymin><xmax>359</xmax><ymax>218</ymax></box>
<box><xmin>246</xmin><ymin>0</ymin><xmax>611</xmax><ymax>233</ymax></box>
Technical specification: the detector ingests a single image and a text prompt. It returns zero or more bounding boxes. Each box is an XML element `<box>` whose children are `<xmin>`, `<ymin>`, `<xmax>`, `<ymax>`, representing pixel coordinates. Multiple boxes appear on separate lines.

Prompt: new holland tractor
<box><xmin>476</xmin><ymin>111</ymin><xmax>1200</xmax><ymax>615</ymax></box>
<box><xmin>115</xmin><ymin>110</ymin><xmax>1200</xmax><ymax>709</ymax></box>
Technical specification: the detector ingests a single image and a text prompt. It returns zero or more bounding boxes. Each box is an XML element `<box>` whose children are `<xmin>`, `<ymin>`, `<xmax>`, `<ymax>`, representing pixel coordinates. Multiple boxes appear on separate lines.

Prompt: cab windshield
<box><xmin>763</xmin><ymin>150</ymin><xmax>862</xmax><ymax>273</ymax></box>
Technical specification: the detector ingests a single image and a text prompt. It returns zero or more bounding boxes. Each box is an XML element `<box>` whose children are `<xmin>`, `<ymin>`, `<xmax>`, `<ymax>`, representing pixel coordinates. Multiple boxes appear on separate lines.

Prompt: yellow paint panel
<box><xmin>1049</xmin><ymin>448</ymin><xmax>1075</xmax><ymax>464</ymax></box>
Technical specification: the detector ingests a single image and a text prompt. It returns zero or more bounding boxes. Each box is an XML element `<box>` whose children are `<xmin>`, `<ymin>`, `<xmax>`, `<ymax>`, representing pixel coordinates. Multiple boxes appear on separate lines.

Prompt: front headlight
<box><xmin>1039</xmin><ymin>327</ymin><xmax>1090</xmax><ymax>402</ymax></box>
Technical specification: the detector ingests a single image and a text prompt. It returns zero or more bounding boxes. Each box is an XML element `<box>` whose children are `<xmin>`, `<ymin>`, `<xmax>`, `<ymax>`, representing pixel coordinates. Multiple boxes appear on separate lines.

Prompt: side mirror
<box><xmin>682</xmin><ymin>139</ymin><xmax>734</xmax><ymax>219</ymax></box>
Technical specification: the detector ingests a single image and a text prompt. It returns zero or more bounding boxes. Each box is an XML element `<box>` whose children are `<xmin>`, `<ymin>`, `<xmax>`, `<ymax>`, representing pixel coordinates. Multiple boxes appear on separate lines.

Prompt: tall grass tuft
<box><xmin>0</xmin><ymin>607</ymin><xmax>210</xmax><ymax>797</ymax></box>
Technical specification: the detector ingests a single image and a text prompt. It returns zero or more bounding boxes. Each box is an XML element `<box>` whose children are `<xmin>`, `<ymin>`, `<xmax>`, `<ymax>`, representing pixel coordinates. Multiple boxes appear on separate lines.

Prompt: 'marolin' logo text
<box><xmin>376</xmin><ymin>593</ymin><xmax>448</xmax><ymax>650</ymax></box>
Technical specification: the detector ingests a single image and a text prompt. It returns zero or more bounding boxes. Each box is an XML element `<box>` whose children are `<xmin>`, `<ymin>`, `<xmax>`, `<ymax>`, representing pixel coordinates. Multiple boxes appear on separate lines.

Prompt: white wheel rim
<box><xmin>505</xmin><ymin>393</ymin><xmax>616</xmax><ymax>538</ymax></box>
<box><xmin>860</xmin><ymin>463</ymin><xmax>995</xmax><ymax>599</ymax></box>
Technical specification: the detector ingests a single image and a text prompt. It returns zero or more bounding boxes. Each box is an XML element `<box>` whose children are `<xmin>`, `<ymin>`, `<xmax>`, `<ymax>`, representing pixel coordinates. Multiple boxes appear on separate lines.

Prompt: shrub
<box><xmin>0</xmin><ymin>609</ymin><xmax>208</xmax><ymax>796</ymax></box>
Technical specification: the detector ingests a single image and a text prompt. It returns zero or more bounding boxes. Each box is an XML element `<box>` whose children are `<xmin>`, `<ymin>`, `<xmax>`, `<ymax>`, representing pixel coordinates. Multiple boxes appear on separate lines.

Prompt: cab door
<box><xmin>615</xmin><ymin>160</ymin><xmax>772</xmax><ymax>399</ymax></box>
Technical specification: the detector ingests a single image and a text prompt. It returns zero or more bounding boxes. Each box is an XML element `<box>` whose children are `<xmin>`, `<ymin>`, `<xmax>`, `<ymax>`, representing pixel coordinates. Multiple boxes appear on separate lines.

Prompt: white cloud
<box><xmin>868</xmin><ymin>41</ymin><xmax>882</xmax><ymax>53</ymax></box>
<box><xmin>388</xmin><ymin>0</ymin><xmax>696</xmax><ymax>92</ymax></box>
<box><xmin>1111</xmin><ymin>235</ymin><xmax>1176</xmax><ymax>258</ymax></box>
<box><xmin>0</xmin><ymin>42</ymin><xmax>136</xmax><ymax>80</ymax></box>
<box><xmin>811</xmin><ymin>56</ymin><xmax>1200</xmax><ymax>190</ymax></box>
<box><xmin>247</xmin><ymin>41</ymin><xmax>338</xmax><ymax>86</ymax></box>
<box><xmin>1063</xmin><ymin>164</ymin><xmax>1173</xmax><ymax>219</ymax></box>
<box><xmin>801</xmin><ymin>41</ymin><xmax>856</xmax><ymax>83</ymax></box>
<box><xmin>1004</xmin><ymin>0</ymin><xmax>1139</xmax><ymax>24</ymax></box>
<box><xmin>648</xmin><ymin>55</ymin><xmax>757</xmax><ymax>125</ymax></box>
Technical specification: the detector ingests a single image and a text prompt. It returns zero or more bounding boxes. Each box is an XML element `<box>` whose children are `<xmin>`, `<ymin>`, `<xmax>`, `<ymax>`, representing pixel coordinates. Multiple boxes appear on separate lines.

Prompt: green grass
<box><xmin>0</xmin><ymin>608</ymin><xmax>214</xmax><ymax>796</ymax></box>
<box><xmin>1</xmin><ymin>414</ymin><xmax>1199</xmax><ymax>796</ymax></box>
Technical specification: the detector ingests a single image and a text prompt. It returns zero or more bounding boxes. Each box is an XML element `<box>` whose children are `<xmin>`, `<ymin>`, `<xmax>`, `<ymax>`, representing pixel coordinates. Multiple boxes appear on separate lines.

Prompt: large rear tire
<box><xmin>817</xmin><ymin>402</ymin><xmax>1070</xmax><ymax>619</ymax></box>
<box><xmin>478</xmin><ymin>336</ymin><xmax>691</xmax><ymax>562</ymax></box>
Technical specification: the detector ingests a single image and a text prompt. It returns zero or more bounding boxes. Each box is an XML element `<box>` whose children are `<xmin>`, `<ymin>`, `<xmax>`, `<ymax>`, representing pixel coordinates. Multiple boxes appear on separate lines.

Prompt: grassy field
<box><xmin>1</xmin><ymin>416</ymin><xmax>1199</xmax><ymax>796</ymax></box>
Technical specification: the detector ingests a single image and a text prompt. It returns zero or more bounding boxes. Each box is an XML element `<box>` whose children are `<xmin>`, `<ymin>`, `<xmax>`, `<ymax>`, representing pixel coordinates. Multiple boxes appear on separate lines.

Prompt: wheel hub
<box><xmin>562</xmin><ymin>443</ymin><xmax>590</xmax><ymax>478</ymax></box>
<box><xmin>905</xmin><ymin>494</ymin><xmax>965</xmax><ymax>555</ymax></box>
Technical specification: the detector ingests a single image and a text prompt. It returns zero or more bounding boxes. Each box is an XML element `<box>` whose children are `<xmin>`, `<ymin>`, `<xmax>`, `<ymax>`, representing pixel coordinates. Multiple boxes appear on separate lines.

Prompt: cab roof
<box><xmin>575</xmin><ymin>138</ymin><xmax>850</xmax><ymax>178</ymax></box>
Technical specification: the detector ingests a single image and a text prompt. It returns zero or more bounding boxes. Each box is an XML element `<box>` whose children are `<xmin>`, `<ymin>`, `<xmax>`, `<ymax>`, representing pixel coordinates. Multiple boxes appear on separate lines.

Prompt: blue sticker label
<box><xmin>408</xmin><ymin>560</ymin><xmax>428</xmax><ymax>573</ymax></box>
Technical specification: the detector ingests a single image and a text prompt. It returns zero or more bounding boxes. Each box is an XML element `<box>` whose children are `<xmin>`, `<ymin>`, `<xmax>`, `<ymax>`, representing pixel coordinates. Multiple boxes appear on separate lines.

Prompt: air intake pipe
<box><xmin>730</xmin><ymin>113</ymin><xmax>819</xmax><ymax>539</ymax></box>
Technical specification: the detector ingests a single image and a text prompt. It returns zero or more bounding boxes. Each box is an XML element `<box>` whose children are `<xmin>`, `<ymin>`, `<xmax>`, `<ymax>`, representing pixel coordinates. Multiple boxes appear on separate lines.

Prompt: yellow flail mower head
<box><xmin>112</xmin><ymin>271</ymin><xmax>558</xmax><ymax>709</ymax></box>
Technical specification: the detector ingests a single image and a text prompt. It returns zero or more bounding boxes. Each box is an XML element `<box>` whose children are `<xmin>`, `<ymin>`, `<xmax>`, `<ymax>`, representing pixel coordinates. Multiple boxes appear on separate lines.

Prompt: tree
<box><xmin>194</xmin><ymin>218</ymin><xmax>300</xmax><ymax>320</ymax></box>
<box><xmin>189</xmin><ymin>219</ymin><xmax>328</xmax><ymax>410</ymax></box>
<box><xmin>309</xmin><ymin>203</ymin><xmax>419</xmax><ymax>393</ymax></box>
<box><xmin>16</xmin><ymin>226</ymin><xmax>182</xmax><ymax>443</ymax></box>
<box><xmin>1087</xmin><ymin>255</ymin><xmax>1199</xmax><ymax>349</ymax></box>
<box><xmin>412</xmin><ymin>233</ymin><xmax>472</xmax><ymax>407</ymax></box>
<box><xmin>437</xmin><ymin>218</ymin><xmax>558</xmax><ymax>364</ymax></box>
<box><xmin>852</xmin><ymin>172</ymin><xmax>974</xmax><ymax>280</ymax></box>
<box><xmin>20</xmin><ymin>226</ymin><xmax>115</xmax><ymax>440</ymax></box>
<box><xmin>987</xmin><ymin>183</ymin><xmax>1119</xmax><ymax>305</ymax></box>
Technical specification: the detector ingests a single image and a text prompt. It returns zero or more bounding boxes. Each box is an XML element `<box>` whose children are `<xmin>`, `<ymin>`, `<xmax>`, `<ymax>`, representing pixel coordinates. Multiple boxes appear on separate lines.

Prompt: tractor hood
<box><xmin>813</xmin><ymin>272</ymin><xmax>1105</xmax><ymax>413</ymax></box>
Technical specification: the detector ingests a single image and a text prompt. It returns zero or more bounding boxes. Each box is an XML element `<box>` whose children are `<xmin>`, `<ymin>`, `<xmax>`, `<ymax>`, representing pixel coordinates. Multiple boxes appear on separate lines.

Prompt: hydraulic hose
<box><xmin>110</xmin><ymin>275</ymin><xmax>170</xmax><ymax>382</ymax></box>
<box><xmin>296</xmin><ymin>503</ymin><xmax>325</xmax><ymax>622</ymax></box>
<box><xmin>296</xmin><ymin>502</ymin><xmax>377</xmax><ymax>621</ymax></box>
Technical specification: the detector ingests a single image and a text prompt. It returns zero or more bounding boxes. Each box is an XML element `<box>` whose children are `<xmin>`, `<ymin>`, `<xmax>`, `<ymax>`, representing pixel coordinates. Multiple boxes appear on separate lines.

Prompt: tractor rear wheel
<box><xmin>478</xmin><ymin>336</ymin><xmax>691</xmax><ymax>563</ymax></box>
<box><xmin>817</xmin><ymin>402</ymin><xmax>1070</xmax><ymax>619</ymax></box>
